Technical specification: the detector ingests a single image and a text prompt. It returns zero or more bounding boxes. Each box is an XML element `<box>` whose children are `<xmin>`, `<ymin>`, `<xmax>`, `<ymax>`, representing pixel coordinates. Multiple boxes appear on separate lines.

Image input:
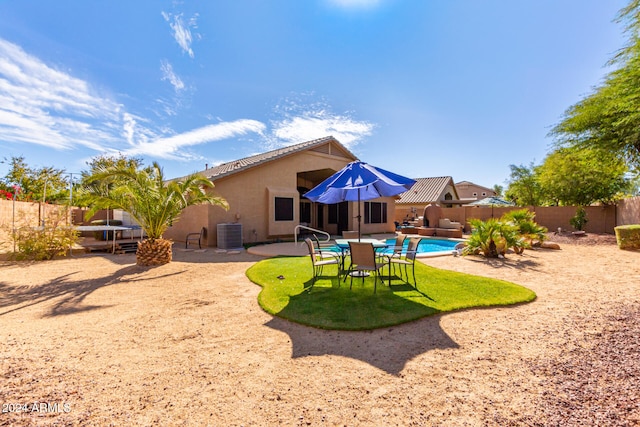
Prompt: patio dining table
<box><xmin>334</xmin><ymin>238</ymin><xmax>389</xmax><ymax>250</ymax></box>
<box><xmin>334</xmin><ymin>238</ymin><xmax>391</xmax><ymax>278</ymax></box>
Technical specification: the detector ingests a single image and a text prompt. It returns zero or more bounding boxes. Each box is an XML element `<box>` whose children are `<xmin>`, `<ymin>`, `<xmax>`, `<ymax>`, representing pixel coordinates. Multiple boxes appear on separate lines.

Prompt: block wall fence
<box><xmin>0</xmin><ymin>201</ymin><xmax>105</xmax><ymax>247</ymax></box>
<box><xmin>395</xmin><ymin>196</ymin><xmax>640</xmax><ymax>234</ymax></box>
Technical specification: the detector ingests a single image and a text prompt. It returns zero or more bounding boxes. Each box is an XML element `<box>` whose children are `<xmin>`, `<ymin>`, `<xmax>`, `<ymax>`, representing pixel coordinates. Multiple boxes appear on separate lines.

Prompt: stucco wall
<box><xmin>617</xmin><ymin>196</ymin><xmax>640</xmax><ymax>226</ymax></box>
<box><xmin>437</xmin><ymin>205</ymin><xmax>618</xmax><ymax>234</ymax></box>
<box><xmin>0</xmin><ymin>200</ymin><xmax>73</xmax><ymax>249</ymax></box>
<box><xmin>455</xmin><ymin>183</ymin><xmax>496</xmax><ymax>200</ymax></box>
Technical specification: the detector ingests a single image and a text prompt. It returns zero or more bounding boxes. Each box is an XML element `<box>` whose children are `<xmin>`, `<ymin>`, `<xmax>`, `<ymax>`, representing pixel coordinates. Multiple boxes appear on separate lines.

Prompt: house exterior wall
<box><xmin>163</xmin><ymin>149</ymin><xmax>396</xmax><ymax>247</ymax></box>
<box><xmin>455</xmin><ymin>182</ymin><xmax>496</xmax><ymax>200</ymax></box>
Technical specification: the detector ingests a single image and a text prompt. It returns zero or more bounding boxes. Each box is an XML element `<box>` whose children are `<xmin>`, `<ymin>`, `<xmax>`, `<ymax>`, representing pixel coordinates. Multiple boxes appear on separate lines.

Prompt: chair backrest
<box><xmin>304</xmin><ymin>238</ymin><xmax>317</xmax><ymax>263</ymax></box>
<box><xmin>348</xmin><ymin>242</ymin><xmax>376</xmax><ymax>269</ymax></box>
<box><xmin>312</xmin><ymin>234</ymin><xmax>322</xmax><ymax>250</ymax></box>
<box><xmin>406</xmin><ymin>237</ymin><xmax>422</xmax><ymax>261</ymax></box>
<box><xmin>342</xmin><ymin>231</ymin><xmax>359</xmax><ymax>239</ymax></box>
<box><xmin>394</xmin><ymin>234</ymin><xmax>407</xmax><ymax>254</ymax></box>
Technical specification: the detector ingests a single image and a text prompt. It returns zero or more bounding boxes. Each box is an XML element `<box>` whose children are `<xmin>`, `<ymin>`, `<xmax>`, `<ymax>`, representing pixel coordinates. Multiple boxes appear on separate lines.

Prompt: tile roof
<box><xmin>395</xmin><ymin>176</ymin><xmax>455</xmax><ymax>204</ymax></box>
<box><xmin>176</xmin><ymin>136</ymin><xmax>356</xmax><ymax>181</ymax></box>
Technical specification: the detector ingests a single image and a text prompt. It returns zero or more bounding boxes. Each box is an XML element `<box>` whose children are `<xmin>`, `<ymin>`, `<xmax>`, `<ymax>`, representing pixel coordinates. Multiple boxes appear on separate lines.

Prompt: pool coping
<box><xmin>246</xmin><ymin>234</ymin><xmax>467</xmax><ymax>258</ymax></box>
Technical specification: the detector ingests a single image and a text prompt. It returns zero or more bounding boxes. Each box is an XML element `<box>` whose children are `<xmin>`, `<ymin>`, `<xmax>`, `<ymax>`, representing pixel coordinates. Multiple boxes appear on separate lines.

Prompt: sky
<box><xmin>0</xmin><ymin>0</ymin><xmax>630</xmax><ymax>190</ymax></box>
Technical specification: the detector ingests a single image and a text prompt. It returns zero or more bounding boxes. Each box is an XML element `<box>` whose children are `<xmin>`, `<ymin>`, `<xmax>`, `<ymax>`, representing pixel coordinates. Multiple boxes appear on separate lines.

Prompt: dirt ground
<box><xmin>1</xmin><ymin>234</ymin><xmax>639</xmax><ymax>426</ymax></box>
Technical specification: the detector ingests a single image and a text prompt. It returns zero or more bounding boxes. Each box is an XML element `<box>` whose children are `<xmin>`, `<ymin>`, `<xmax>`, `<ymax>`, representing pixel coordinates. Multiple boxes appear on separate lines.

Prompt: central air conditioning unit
<box><xmin>217</xmin><ymin>223</ymin><xmax>243</xmax><ymax>249</ymax></box>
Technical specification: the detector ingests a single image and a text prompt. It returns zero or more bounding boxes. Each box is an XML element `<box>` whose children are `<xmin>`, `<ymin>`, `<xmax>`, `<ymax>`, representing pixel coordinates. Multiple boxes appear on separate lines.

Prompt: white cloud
<box><xmin>0</xmin><ymin>40</ymin><xmax>376</xmax><ymax>170</ymax></box>
<box><xmin>162</xmin><ymin>12</ymin><xmax>199</xmax><ymax>58</ymax></box>
<box><xmin>160</xmin><ymin>60</ymin><xmax>185</xmax><ymax>92</ymax></box>
<box><xmin>0</xmin><ymin>38</ymin><xmax>266</xmax><ymax>163</ymax></box>
<box><xmin>0</xmin><ymin>38</ymin><xmax>123</xmax><ymax>151</ymax></box>
<box><xmin>122</xmin><ymin>119</ymin><xmax>266</xmax><ymax>159</ymax></box>
<box><xmin>268</xmin><ymin>96</ymin><xmax>375</xmax><ymax>149</ymax></box>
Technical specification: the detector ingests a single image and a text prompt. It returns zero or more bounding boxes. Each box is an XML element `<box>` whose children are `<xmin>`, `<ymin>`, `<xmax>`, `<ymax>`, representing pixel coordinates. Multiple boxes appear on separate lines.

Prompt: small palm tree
<box><xmin>82</xmin><ymin>162</ymin><xmax>228</xmax><ymax>265</ymax></box>
<box><xmin>501</xmin><ymin>209</ymin><xmax>547</xmax><ymax>253</ymax></box>
<box><xmin>463</xmin><ymin>218</ymin><xmax>523</xmax><ymax>258</ymax></box>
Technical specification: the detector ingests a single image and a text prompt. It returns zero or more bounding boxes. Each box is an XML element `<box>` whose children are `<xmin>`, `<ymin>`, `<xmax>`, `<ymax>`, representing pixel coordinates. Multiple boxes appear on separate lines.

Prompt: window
<box><xmin>482</xmin><ymin>192</ymin><xmax>487</xmax><ymax>196</ymax></box>
<box><xmin>364</xmin><ymin>202</ymin><xmax>387</xmax><ymax>224</ymax></box>
<box><xmin>275</xmin><ymin>197</ymin><xmax>294</xmax><ymax>221</ymax></box>
<box><xmin>472</xmin><ymin>192</ymin><xmax>477</xmax><ymax>197</ymax></box>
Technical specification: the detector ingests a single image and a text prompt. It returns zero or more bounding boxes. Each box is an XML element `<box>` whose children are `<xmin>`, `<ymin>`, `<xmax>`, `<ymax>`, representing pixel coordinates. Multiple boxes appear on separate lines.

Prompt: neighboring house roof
<box><xmin>468</xmin><ymin>196</ymin><xmax>515</xmax><ymax>206</ymax></box>
<box><xmin>177</xmin><ymin>136</ymin><xmax>357</xmax><ymax>182</ymax></box>
<box><xmin>395</xmin><ymin>176</ymin><xmax>457</xmax><ymax>204</ymax></box>
<box><xmin>455</xmin><ymin>180</ymin><xmax>495</xmax><ymax>193</ymax></box>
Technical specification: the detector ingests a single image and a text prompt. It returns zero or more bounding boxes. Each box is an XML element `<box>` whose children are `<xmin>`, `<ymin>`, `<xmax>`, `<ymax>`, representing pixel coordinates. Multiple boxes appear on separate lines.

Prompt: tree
<box><xmin>501</xmin><ymin>209</ymin><xmax>547</xmax><ymax>253</ymax></box>
<box><xmin>75</xmin><ymin>154</ymin><xmax>145</xmax><ymax>207</ymax></box>
<box><xmin>551</xmin><ymin>1</ymin><xmax>640</xmax><ymax>169</ymax></box>
<box><xmin>504</xmin><ymin>163</ymin><xmax>545</xmax><ymax>206</ymax></box>
<box><xmin>81</xmin><ymin>162</ymin><xmax>228</xmax><ymax>266</ymax></box>
<box><xmin>462</xmin><ymin>210</ymin><xmax>547</xmax><ymax>258</ymax></box>
<box><xmin>462</xmin><ymin>218</ymin><xmax>523</xmax><ymax>258</ymax></box>
<box><xmin>537</xmin><ymin>147</ymin><xmax>632</xmax><ymax>205</ymax></box>
<box><xmin>1</xmin><ymin>156</ymin><xmax>68</xmax><ymax>203</ymax></box>
<box><xmin>492</xmin><ymin>184</ymin><xmax>504</xmax><ymax>197</ymax></box>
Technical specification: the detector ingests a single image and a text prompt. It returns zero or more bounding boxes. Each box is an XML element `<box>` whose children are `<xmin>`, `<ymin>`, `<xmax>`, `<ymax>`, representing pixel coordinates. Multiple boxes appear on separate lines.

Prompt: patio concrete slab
<box><xmin>247</xmin><ymin>242</ymin><xmax>308</xmax><ymax>257</ymax></box>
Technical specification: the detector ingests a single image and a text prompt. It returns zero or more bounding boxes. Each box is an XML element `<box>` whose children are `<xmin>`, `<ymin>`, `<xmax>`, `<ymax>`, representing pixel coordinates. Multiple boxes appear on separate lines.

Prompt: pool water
<box><xmin>323</xmin><ymin>238</ymin><xmax>460</xmax><ymax>256</ymax></box>
<box><xmin>381</xmin><ymin>238</ymin><xmax>459</xmax><ymax>255</ymax></box>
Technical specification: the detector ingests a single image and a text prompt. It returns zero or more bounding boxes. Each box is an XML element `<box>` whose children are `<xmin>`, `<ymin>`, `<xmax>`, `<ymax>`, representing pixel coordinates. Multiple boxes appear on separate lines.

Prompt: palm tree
<box><xmin>501</xmin><ymin>209</ymin><xmax>547</xmax><ymax>254</ymax></box>
<box><xmin>82</xmin><ymin>162</ymin><xmax>228</xmax><ymax>266</ymax></box>
<box><xmin>463</xmin><ymin>218</ymin><xmax>523</xmax><ymax>258</ymax></box>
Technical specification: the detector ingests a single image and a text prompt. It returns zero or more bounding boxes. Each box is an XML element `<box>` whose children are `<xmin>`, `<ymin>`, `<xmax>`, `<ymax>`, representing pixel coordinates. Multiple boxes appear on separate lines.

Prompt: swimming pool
<box><xmin>380</xmin><ymin>238</ymin><xmax>461</xmax><ymax>257</ymax></box>
<box><xmin>325</xmin><ymin>237</ymin><xmax>462</xmax><ymax>257</ymax></box>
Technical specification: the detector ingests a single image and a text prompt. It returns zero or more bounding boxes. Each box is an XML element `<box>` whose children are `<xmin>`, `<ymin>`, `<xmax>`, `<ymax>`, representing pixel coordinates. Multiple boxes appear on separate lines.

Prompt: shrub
<box><xmin>463</xmin><ymin>210</ymin><xmax>549</xmax><ymax>258</ymax></box>
<box><xmin>462</xmin><ymin>218</ymin><xmax>524</xmax><ymax>258</ymax></box>
<box><xmin>570</xmin><ymin>206</ymin><xmax>588</xmax><ymax>231</ymax></box>
<box><xmin>8</xmin><ymin>208</ymin><xmax>79</xmax><ymax>261</ymax></box>
<box><xmin>614</xmin><ymin>225</ymin><xmax>640</xmax><ymax>250</ymax></box>
<box><xmin>501</xmin><ymin>209</ymin><xmax>548</xmax><ymax>253</ymax></box>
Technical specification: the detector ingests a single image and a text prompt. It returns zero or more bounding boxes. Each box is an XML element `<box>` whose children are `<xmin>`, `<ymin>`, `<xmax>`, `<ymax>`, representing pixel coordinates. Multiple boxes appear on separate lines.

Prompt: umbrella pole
<box><xmin>357</xmin><ymin>189</ymin><xmax>361</xmax><ymax>241</ymax></box>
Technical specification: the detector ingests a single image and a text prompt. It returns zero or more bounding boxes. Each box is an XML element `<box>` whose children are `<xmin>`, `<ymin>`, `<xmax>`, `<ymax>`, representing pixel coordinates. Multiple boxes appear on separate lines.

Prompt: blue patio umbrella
<box><xmin>303</xmin><ymin>161</ymin><xmax>416</xmax><ymax>239</ymax></box>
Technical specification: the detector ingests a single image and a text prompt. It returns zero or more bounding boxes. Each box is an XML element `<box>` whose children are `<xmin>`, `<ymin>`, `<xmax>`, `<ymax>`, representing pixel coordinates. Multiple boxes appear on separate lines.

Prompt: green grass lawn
<box><xmin>246</xmin><ymin>256</ymin><xmax>536</xmax><ymax>330</ymax></box>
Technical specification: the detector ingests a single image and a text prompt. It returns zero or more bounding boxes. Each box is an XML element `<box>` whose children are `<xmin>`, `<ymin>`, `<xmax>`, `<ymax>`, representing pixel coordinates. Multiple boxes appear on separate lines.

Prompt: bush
<box><xmin>501</xmin><ymin>209</ymin><xmax>547</xmax><ymax>253</ymax></box>
<box><xmin>570</xmin><ymin>207</ymin><xmax>588</xmax><ymax>231</ymax></box>
<box><xmin>462</xmin><ymin>218</ymin><xmax>524</xmax><ymax>258</ymax></box>
<box><xmin>8</xmin><ymin>208</ymin><xmax>79</xmax><ymax>261</ymax></box>
<box><xmin>463</xmin><ymin>210</ymin><xmax>548</xmax><ymax>258</ymax></box>
<box><xmin>614</xmin><ymin>225</ymin><xmax>640</xmax><ymax>250</ymax></box>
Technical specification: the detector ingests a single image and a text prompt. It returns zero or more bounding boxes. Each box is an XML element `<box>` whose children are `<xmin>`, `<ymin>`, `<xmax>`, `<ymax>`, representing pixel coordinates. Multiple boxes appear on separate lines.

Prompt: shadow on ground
<box><xmin>264</xmin><ymin>314</ymin><xmax>459</xmax><ymax>375</ymax></box>
<box><xmin>0</xmin><ymin>265</ymin><xmax>186</xmax><ymax>317</ymax></box>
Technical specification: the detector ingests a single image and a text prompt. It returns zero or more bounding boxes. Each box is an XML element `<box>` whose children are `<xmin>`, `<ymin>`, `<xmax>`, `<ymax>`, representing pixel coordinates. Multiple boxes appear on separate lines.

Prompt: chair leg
<box><xmin>373</xmin><ymin>272</ymin><xmax>377</xmax><ymax>294</ymax></box>
<box><xmin>342</xmin><ymin>258</ymin><xmax>351</xmax><ymax>282</ymax></box>
<box><xmin>411</xmin><ymin>264</ymin><xmax>417</xmax><ymax>288</ymax></box>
